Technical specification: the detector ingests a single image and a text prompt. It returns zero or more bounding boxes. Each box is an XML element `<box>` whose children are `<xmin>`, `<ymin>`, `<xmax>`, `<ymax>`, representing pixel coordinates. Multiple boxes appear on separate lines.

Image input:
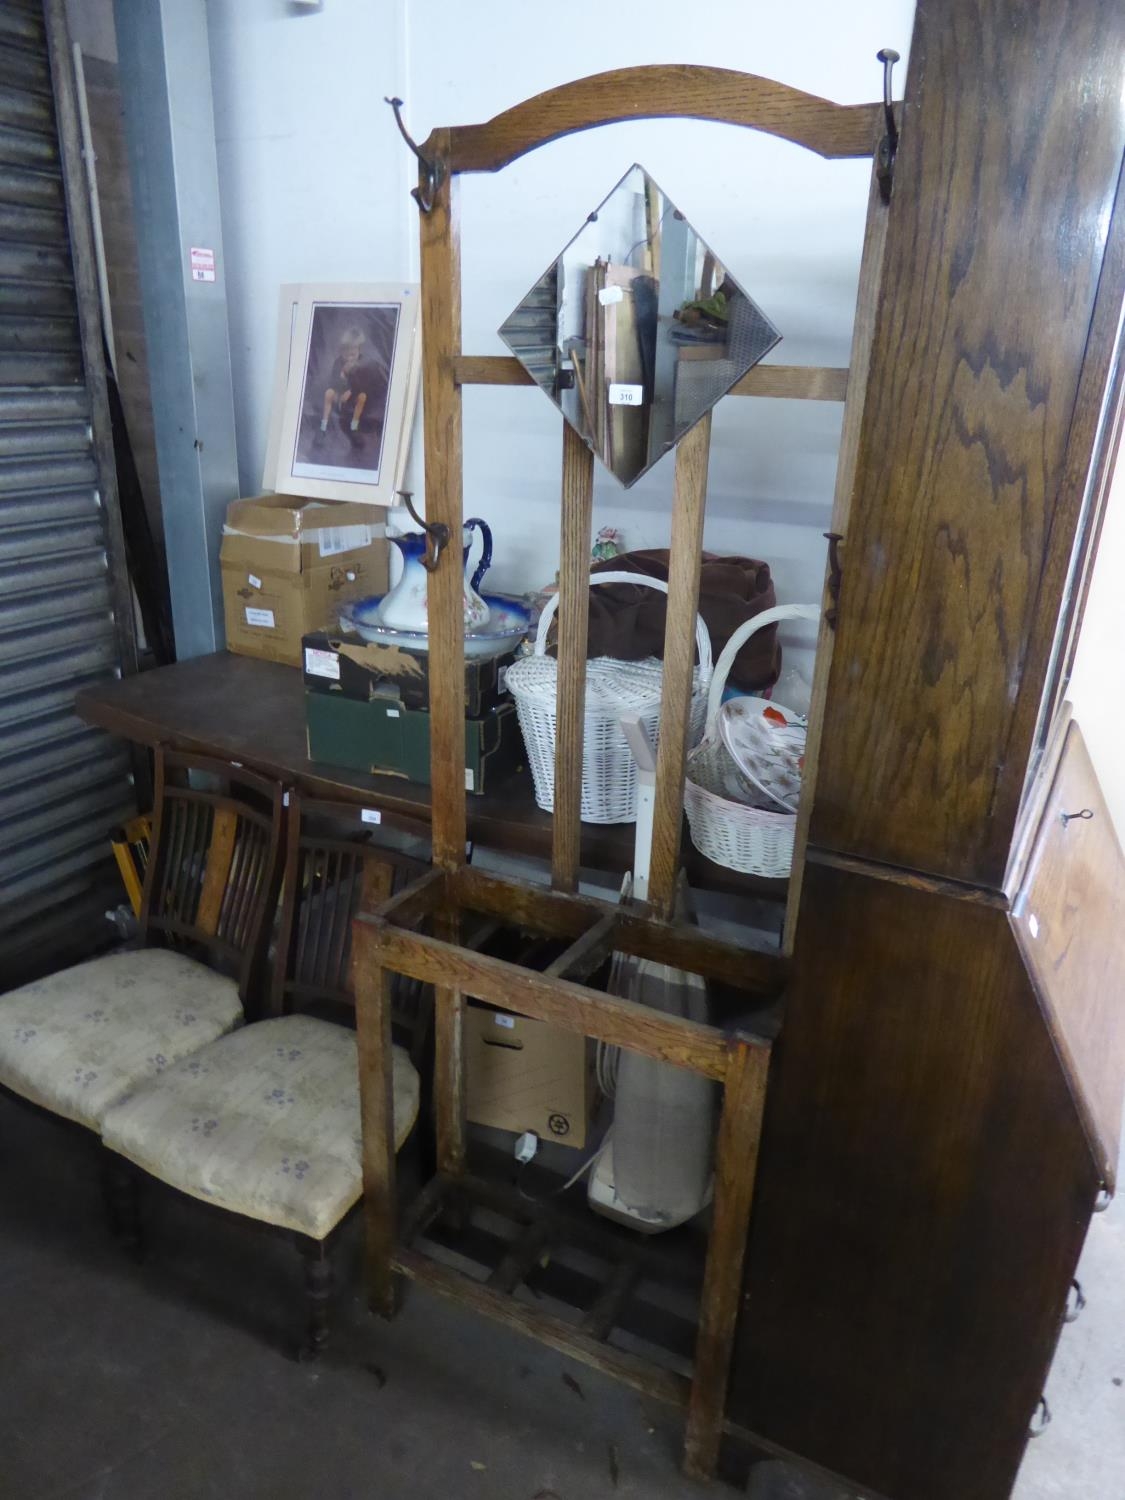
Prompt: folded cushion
<box><xmin>0</xmin><ymin>949</ymin><xmax>243</xmax><ymax>1130</ymax></box>
<box><xmin>101</xmin><ymin>1014</ymin><xmax>420</xmax><ymax>1240</ymax></box>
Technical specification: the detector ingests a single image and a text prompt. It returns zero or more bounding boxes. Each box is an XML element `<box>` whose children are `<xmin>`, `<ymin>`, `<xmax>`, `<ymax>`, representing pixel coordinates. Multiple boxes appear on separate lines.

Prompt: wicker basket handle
<box><xmin>534</xmin><ymin>571</ymin><xmax>713</xmax><ymax>674</ymax></box>
<box><xmin>704</xmin><ymin>603</ymin><xmax>820</xmax><ymax>733</ymax></box>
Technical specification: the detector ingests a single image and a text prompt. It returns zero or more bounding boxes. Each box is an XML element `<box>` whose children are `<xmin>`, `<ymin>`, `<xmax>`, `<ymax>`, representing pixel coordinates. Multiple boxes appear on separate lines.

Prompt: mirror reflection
<box><xmin>499</xmin><ymin>164</ymin><xmax>780</xmax><ymax>488</ymax></box>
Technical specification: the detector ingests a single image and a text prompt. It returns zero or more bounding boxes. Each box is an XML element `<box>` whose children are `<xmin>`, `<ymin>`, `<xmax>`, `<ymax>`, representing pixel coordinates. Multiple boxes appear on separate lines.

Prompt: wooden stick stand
<box><xmin>353</xmin><ymin>65</ymin><xmax>889</xmax><ymax>1480</ymax></box>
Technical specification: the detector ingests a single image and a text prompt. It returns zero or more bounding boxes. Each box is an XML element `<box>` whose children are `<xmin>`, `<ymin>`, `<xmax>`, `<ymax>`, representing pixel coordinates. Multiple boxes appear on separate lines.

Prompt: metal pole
<box><xmin>112</xmin><ymin>0</ymin><xmax>239</xmax><ymax>659</ymax></box>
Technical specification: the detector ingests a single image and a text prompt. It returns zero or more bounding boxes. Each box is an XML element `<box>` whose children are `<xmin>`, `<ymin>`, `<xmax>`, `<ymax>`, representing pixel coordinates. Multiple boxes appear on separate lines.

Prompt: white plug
<box><xmin>514</xmin><ymin>1131</ymin><xmax>539</xmax><ymax>1165</ymax></box>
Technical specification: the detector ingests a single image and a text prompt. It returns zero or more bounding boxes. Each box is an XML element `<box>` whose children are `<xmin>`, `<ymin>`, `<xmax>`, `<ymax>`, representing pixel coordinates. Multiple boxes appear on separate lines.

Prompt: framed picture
<box><xmin>261</xmin><ymin>283</ymin><xmax>301</xmax><ymax>494</ymax></box>
<box><xmin>268</xmin><ymin>282</ymin><xmax>420</xmax><ymax>506</ymax></box>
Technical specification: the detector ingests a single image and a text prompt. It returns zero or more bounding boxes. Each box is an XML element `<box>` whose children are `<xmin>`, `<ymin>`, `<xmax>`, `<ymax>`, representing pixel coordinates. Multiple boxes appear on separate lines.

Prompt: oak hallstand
<box><xmin>351</xmin><ymin>64</ymin><xmax>896</xmax><ymax>1480</ymax></box>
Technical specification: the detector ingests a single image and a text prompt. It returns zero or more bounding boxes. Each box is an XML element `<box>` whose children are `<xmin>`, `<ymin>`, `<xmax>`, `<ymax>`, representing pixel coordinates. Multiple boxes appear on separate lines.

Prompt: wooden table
<box><xmin>76</xmin><ymin>652</ymin><xmax>786</xmax><ymax>909</ymax></box>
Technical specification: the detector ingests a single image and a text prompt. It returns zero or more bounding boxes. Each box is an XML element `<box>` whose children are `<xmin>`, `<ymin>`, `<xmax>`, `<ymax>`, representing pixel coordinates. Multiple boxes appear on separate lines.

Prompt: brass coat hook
<box><xmin>385</xmin><ymin>97</ymin><xmax>441</xmax><ymax>213</ymax></box>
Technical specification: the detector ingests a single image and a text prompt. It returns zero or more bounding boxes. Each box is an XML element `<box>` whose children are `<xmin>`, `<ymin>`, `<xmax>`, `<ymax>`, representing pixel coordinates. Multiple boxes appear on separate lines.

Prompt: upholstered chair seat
<box><xmin>0</xmin><ymin>949</ymin><xmax>243</xmax><ymax>1131</ymax></box>
<box><xmin>101</xmin><ymin>1014</ymin><xmax>420</xmax><ymax>1240</ymax></box>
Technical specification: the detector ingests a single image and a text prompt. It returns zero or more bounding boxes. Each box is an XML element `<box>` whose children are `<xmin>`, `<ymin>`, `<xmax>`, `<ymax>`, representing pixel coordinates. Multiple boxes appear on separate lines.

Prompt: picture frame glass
<box><xmin>268</xmin><ymin>283</ymin><xmax>420</xmax><ymax>506</ymax></box>
<box><xmin>290</xmin><ymin>301</ymin><xmax>402</xmax><ymax>484</ymax></box>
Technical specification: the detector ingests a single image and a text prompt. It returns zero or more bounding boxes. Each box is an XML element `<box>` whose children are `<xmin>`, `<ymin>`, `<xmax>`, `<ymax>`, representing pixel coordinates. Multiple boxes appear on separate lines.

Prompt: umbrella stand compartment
<box><xmin>354</xmin><ymin>863</ymin><xmax>781</xmax><ymax>1471</ymax></box>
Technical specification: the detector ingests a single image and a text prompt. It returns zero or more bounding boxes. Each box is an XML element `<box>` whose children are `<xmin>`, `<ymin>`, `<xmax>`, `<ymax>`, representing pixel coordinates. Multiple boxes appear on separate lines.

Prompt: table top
<box><xmin>76</xmin><ymin>651</ymin><xmax>786</xmax><ymax>906</ymax></box>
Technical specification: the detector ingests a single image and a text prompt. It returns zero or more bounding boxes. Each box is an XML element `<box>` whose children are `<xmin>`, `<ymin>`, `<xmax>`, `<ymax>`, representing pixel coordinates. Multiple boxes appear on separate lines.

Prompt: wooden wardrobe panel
<box><xmin>1013</xmin><ymin>720</ymin><xmax>1125</xmax><ymax>1191</ymax></box>
<box><xmin>808</xmin><ymin>0</ymin><xmax>1125</xmax><ymax>887</ymax></box>
<box><xmin>731</xmin><ymin>861</ymin><xmax>1099</xmax><ymax>1500</ymax></box>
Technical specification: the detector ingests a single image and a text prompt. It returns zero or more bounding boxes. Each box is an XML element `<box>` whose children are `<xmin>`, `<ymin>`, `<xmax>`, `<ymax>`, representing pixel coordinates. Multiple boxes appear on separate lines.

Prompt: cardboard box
<box><xmin>302</xmin><ymin>627</ymin><xmax>515</xmax><ymax>717</ymax></box>
<box><xmin>221</xmin><ymin>494</ymin><xmax>388</xmax><ymax>667</ymax></box>
<box><xmin>464</xmin><ymin>1003</ymin><xmax>595</xmax><ymax>1149</ymax></box>
<box><xmin>304</xmin><ymin>691</ymin><xmax>524</xmax><ymax>795</ymax></box>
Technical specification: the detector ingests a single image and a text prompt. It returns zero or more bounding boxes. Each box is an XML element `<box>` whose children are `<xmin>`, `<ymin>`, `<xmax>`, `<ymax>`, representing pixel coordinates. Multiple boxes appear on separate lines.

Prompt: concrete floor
<box><xmin>1</xmin><ymin>1090</ymin><xmax>1122</xmax><ymax>1500</ymax></box>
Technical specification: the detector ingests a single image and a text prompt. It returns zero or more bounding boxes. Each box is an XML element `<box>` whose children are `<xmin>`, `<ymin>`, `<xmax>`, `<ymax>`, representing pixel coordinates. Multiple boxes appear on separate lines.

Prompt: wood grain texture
<box><xmin>433</xmin><ymin>902</ymin><xmax>466</xmax><ymax>1175</ymax></box>
<box><xmin>1012</xmin><ymin>721</ymin><xmax>1125</xmax><ymax>1191</ymax></box>
<box><xmin>733</xmin><ymin>861</ymin><xmax>1100</xmax><ymax>1500</ymax></box>
<box><xmin>806</xmin><ymin>846</ymin><xmax>1009</xmax><ymax>909</ymax></box>
<box><xmin>683</xmin><ymin>1039</ymin><xmax>770</xmax><ymax>1480</ymax></box>
<box><xmin>418</xmin><ymin>136</ymin><xmax>466</xmax><ymax>871</ymax></box>
<box><xmin>551</xmin><ymin>422</ymin><xmax>595</xmax><ymax>892</ymax></box>
<box><xmin>271</xmin><ymin>796</ymin><xmax>305</xmax><ymax>1017</ymax></box>
<box><xmin>370</xmin><ymin>866</ymin><xmax>446</xmax><ymax>929</ymax></box>
<box><xmin>649</xmin><ymin>415</ymin><xmax>710</xmax><ymax>918</ymax></box>
<box><xmin>453</xmin><ymin>354</ymin><xmax>847</xmax><ymax>402</ymax></box>
<box><xmin>352</xmin><ymin>918</ymin><xmax>398</xmax><ymax>1318</ymax></box>
<box><xmin>394</xmin><ymin>1244</ymin><xmax>689</xmax><ymax>1406</ymax></box>
<box><xmin>456</xmin><ymin>866</ymin><xmax>785</xmax><ymax>996</ymax></box>
<box><xmin>369</xmin><ymin>918</ymin><xmax>732</xmax><ymax>1081</ymax></box>
<box><xmin>195</xmin><ymin>808</ymin><xmax>238</xmax><ymax>938</ymax></box>
<box><xmin>809</xmin><ymin>0</ymin><xmax>1125</xmax><ymax>887</ymax></box>
<box><xmin>140</xmin><ymin>749</ymin><xmax>286</xmax><ymax>1014</ymax></box>
<box><xmin>544</xmin><ymin>911</ymin><xmax>618</xmax><ymax>981</ymax></box>
<box><xmin>784</xmin><ymin>137</ymin><xmax>888</xmax><ymax>949</ymax></box>
<box><xmin>422</xmin><ymin>67</ymin><xmax>883</xmax><ymax>173</ymax></box>
<box><xmin>728</xmin><ymin>364</ymin><xmax>848</xmax><ymax>401</ymax></box>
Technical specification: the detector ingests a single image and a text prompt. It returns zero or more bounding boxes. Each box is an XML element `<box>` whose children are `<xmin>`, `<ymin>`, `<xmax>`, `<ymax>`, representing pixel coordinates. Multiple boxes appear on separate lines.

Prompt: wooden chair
<box><xmin>0</xmin><ymin>748</ymin><xmax>286</xmax><ymax>1139</ymax></box>
<box><xmin>98</xmin><ymin>793</ymin><xmax>432</xmax><ymax>1358</ymax></box>
<box><xmin>110</xmin><ymin>813</ymin><xmax>153</xmax><ymax>919</ymax></box>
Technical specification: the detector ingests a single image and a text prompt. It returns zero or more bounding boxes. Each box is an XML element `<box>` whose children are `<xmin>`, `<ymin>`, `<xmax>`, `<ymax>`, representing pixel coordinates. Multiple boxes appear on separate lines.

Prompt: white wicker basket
<box><xmin>683</xmin><ymin>603</ymin><xmax>820</xmax><ymax>876</ymax></box>
<box><xmin>506</xmin><ymin>572</ymin><xmax>713</xmax><ymax>824</ymax></box>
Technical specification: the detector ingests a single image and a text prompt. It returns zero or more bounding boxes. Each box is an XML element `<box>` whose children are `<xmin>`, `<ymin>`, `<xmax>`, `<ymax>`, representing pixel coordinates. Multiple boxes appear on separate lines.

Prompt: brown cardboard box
<box><xmin>464</xmin><ymin>1002</ymin><xmax>595</xmax><ymax>1150</ymax></box>
<box><xmin>220</xmin><ymin>494</ymin><xmax>388</xmax><ymax>666</ymax></box>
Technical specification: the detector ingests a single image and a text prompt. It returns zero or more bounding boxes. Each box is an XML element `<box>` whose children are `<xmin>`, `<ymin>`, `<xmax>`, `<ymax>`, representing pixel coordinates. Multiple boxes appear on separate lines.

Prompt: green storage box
<box><xmin>305</xmin><ymin>691</ymin><xmax>524</xmax><ymax>795</ymax></box>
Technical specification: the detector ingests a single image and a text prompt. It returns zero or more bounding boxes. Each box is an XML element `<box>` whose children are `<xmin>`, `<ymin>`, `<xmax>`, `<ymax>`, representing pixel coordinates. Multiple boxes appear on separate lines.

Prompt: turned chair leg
<box><xmin>101</xmin><ymin>1151</ymin><xmax>144</xmax><ymax>1262</ymax></box>
<box><xmin>295</xmin><ymin>1234</ymin><xmax>335</xmax><ymax>1362</ymax></box>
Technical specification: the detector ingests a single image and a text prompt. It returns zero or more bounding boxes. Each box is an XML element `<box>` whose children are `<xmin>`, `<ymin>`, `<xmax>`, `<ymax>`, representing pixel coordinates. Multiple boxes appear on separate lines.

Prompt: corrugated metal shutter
<box><xmin>0</xmin><ymin>0</ymin><xmax>137</xmax><ymax>987</ymax></box>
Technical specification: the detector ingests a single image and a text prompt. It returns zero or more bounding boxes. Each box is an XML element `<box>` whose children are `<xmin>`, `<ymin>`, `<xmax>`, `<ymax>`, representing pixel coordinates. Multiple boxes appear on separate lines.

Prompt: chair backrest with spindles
<box><xmin>271</xmin><ymin>794</ymin><xmax>433</xmax><ymax>1065</ymax></box>
<box><xmin>139</xmin><ymin>747</ymin><xmax>287</xmax><ymax>1011</ymax></box>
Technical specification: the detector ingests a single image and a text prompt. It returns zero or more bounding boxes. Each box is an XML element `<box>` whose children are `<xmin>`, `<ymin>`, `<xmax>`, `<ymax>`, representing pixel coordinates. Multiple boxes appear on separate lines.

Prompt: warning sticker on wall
<box><xmin>190</xmin><ymin>247</ymin><xmax>216</xmax><ymax>283</ymax></box>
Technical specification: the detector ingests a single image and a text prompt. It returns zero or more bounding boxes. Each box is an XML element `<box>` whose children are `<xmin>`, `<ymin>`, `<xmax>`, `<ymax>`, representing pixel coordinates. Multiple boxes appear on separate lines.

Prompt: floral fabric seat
<box><xmin>100</xmin><ymin>1014</ymin><xmax>421</xmax><ymax>1240</ymax></box>
<box><xmin>0</xmin><ymin>949</ymin><xmax>243</xmax><ymax>1131</ymax></box>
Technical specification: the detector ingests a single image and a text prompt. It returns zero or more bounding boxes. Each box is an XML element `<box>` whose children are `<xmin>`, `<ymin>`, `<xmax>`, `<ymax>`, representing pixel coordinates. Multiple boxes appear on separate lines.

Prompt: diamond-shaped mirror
<box><xmin>499</xmin><ymin>164</ymin><xmax>780</xmax><ymax>488</ymax></box>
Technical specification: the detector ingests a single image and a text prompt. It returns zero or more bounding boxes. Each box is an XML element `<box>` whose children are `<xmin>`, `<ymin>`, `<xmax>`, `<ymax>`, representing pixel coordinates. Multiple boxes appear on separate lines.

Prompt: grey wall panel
<box><xmin>114</xmin><ymin>0</ymin><xmax>238</xmax><ymax>659</ymax></box>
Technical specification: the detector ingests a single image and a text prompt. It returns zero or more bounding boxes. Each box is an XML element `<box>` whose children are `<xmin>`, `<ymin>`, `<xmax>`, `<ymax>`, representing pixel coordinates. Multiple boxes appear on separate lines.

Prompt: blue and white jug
<box><xmin>377</xmin><ymin>517</ymin><xmax>493</xmax><ymax>633</ymax></box>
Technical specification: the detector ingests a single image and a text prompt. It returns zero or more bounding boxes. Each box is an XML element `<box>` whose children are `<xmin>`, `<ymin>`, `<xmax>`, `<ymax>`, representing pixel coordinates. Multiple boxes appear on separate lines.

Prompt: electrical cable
<box><xmin>516</xmin><ymin>1133</ymin><xmax>612</xmax><ymax>1204</ymax></box>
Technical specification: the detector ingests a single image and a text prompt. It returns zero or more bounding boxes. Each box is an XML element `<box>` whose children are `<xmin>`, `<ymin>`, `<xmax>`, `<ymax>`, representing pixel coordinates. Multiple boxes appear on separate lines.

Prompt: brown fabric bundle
<box><xmin>561</xmin><ymin>549</ymin><xmax>781</xmax><ymax>692</ymax></box>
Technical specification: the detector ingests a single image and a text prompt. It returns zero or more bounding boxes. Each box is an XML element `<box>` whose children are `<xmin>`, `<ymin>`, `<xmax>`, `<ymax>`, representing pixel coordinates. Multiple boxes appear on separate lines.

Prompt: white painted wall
<box><xmin>206</xmin><ymin>0</ymin><xmax>411</xmax><ymax>503</ymax></box>
<box><xmin>207</xmin><ymin>0</ymin><xmax>915</xmax><ymax>674</ymax></box>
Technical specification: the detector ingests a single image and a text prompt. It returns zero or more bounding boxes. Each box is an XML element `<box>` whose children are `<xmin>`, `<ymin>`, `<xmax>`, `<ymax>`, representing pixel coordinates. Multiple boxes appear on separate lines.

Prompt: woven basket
<box><xmin>506</xmin><ymin>572</ymin><xmax>712</xmax><ymax>824</ymax></box>
<box><xmin>684</xmin><ymin>603</ymin><xmax>820</xmax><ymax>876</ymax></box>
